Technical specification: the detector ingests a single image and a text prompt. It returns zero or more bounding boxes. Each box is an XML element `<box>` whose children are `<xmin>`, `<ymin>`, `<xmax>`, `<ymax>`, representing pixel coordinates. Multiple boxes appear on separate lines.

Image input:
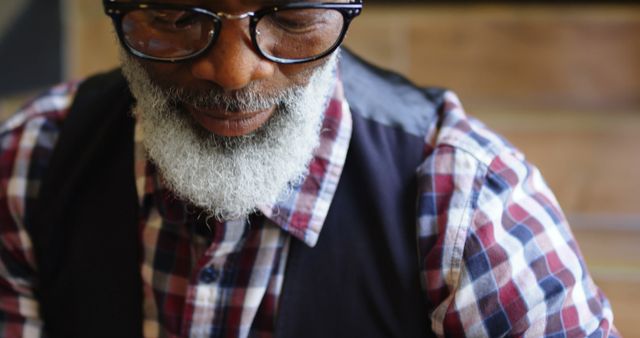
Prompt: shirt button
<box><xmin>199</xmin><ymin>266</ymin><xmax>219</xmax><ymax>283</ymax></box>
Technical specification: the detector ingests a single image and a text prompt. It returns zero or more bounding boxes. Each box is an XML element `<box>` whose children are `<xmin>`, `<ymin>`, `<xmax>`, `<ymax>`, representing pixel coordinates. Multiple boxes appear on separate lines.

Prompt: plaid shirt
<box><xmin>0</xmin><ymin>76</ymin><xmax>617</xmax><ymax>337</ymax></box>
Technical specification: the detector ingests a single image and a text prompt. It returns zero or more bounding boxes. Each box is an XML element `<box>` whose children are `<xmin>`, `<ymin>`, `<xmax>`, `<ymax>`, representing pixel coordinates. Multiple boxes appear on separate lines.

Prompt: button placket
<box><xmin>199</xmin><ymin>265</ymin><xmax>220</xmax><ymax>284</ymax></box>
<box><xmin>182</xmin><ymin>219</ymin><xmax>249</xmax><ymax>335</ymax></box>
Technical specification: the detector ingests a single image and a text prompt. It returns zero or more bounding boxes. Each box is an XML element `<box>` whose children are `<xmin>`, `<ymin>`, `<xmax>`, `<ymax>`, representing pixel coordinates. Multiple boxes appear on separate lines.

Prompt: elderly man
<box><xmin>0</xmin><ymin>0</ymin><xmax>617</xmax><ymax>337</ymax></box>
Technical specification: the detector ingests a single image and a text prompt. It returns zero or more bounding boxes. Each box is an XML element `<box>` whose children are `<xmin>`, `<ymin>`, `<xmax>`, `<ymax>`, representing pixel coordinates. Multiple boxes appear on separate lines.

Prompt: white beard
<box><xmin>120</xmin><ymin>52</ymin><xmax>339</xmax><ymax>220</ymax></box>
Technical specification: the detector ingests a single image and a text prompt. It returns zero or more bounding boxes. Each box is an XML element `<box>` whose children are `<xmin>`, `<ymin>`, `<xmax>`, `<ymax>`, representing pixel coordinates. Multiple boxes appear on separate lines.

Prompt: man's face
<box><xmin>118</xmin><ymin>0</ymin><xmax>342</xmax><ymax>220</ymax></box>
<box><xmin>132</xmin><ymin>0</ymin><xmax>341</xmax><ymax>137</ymax></box>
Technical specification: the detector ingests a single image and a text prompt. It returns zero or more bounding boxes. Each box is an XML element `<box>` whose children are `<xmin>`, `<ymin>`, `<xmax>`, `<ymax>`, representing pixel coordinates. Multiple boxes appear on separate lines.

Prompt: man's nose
<box><xmin>189</xmin><ymin>20</ymin><xmax>275</xmax><ymax>91</ymax></box>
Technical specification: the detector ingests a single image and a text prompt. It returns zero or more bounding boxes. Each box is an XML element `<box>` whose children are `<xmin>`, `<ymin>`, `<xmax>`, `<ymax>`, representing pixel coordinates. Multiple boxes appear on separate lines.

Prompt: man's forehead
<box><xmin>129</xmin><ymin>0</ymin><xmax>334</xmax><ymax>5</ymax></box>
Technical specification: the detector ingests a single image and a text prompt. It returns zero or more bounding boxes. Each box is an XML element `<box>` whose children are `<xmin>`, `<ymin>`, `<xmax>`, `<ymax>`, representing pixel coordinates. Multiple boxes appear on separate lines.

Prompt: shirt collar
<box><xmin>134</xmin><ymin>79</ymin><xmax>353</xmax><ymax>248</ymax></box>
<box><xmin>257</xmin><ymin>79</ymin><xmax>352</xmax><ymax>247</ymax></box>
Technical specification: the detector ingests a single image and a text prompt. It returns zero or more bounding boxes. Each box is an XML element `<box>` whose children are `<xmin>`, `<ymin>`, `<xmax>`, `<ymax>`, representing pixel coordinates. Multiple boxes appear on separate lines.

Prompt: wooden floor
<box><xmin>478</xmin><ymin>108</ymin><xmax>640</xmax><ymax>336</ymax></box>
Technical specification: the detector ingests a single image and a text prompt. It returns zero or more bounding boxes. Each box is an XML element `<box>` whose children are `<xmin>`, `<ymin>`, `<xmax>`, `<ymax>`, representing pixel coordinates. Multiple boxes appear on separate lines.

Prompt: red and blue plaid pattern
<box><xmin>418</xmin><ymin>92</ymin><xmax>618</xmax><ymax>336</ymax></box>
<box><xmin>0</xmin><ymin>82</ymin><xmax>78</xmax><ymax>337</ymax></box>
<box><xmin>0</xmin><ymin>79</ymin><xmax>618</xmax><ymax>337</ymax></box>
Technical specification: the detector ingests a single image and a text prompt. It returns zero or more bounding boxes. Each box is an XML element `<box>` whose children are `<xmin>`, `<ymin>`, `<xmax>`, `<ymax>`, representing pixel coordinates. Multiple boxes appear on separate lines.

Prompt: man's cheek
<box><xmin>279</xmin><ymin>59</ymin><xmax>329</xmax><ymax>87</ymax></box>
<box><xmin>134</xmin><ymin>52</ymin><xmax>324</xmax><ymax>95</ymax></box>
<box><xmin>138</xmin><ymin>60</ymin><xmax>193</xmax><ymax>89</ymax></box>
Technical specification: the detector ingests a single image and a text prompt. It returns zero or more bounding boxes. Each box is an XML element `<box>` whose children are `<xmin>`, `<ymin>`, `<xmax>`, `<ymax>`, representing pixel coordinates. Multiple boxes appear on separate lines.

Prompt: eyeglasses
<box><xmin>103</xmin><ymin>1</ymin><xmax>362</xmax><ymax>64</ymax></box>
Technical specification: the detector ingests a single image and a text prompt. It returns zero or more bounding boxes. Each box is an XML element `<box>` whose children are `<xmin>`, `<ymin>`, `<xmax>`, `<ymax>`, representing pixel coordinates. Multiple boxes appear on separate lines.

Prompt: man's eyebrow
<box><xmin>261</xmin><ymin>0</ymin><xmax>297</xmax><ymax>5</ymax></box>
<box><xmin>261</xmin><ymin>0</ymin><xmax>328</xmax><ymax>5</ymax></box>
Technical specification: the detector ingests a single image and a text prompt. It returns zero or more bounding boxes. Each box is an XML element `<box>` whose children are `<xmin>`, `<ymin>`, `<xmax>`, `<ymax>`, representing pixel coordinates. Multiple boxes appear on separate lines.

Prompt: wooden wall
<box><xmin>346</xmin><ymin>5</ymin><xmax>640</xmax><ymax>112</ymax></box>
<box><xmin>59</xmin><ymin>3</ymin><xmax>640</xmax><ymax>113</ymax></box>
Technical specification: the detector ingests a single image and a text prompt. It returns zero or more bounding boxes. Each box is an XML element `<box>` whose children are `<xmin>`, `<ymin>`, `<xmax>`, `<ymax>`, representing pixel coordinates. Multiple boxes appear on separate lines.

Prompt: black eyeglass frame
<box><xmin>103</xmin><ymin>0</ymin><xmax>363</xmax><ymax>64</ymax></box>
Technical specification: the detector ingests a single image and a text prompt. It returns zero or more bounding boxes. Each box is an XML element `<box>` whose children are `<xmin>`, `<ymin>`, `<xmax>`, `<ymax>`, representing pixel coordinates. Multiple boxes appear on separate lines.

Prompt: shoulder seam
<box><xmin>0</xmin><ymin>83</ymin><xmax>79</xmax><ymax>136</ymax></box>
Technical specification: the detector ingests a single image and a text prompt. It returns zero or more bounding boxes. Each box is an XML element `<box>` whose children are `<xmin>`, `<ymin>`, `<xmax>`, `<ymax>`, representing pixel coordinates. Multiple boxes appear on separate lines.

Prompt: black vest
<box><xmin>28</xmin><ymin>50</ymin><xmax>445</xmax><ymax>338</ymax></box>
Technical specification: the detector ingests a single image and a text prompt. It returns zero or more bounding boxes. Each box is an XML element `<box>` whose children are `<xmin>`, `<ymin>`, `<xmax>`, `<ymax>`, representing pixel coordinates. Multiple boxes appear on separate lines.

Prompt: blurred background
<box><xmin>1</xmin><ymin>0</ymin><xmax>639</xmax><ymax>334</ymax></box>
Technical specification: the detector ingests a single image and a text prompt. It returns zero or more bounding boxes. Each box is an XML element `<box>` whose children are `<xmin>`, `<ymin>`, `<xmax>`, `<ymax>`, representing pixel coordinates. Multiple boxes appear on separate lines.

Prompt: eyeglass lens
<box><xmin>122</xmin><ymin>9</ymin><xmax>215</xmax><ymax>59</ymax></box>
<box><xmin>256</xmin><ymin>8</ymin><xmax>344</xmax><ymax>60</ymax></box>
<box><xmin>120</xmin><ymin>8</ymin><xmax>346</xmax><ymax>61</ymax></box>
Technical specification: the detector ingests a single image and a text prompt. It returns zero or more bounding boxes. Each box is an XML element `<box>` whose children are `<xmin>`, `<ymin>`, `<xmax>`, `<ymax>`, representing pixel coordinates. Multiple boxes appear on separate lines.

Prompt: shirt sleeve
<box><xmin>0</xmin><ymin>86</ymin><xmax>73</xmax><ymax>337</ymax></box>
<box><xmin>417</xmin><ymin>143</ymin><xmax>619</xmax><ymax>337</ymax></box>
<box><xmin>0</xmin><ymin>123</ymin><xmax>43</xmax><ymax>337</ymax></box>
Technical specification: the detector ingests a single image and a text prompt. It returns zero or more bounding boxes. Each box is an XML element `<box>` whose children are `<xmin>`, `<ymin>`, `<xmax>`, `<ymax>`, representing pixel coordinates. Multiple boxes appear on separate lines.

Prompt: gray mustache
<box><xmin>165</xmin><ymin>86</ymin><xmax>300</xmax><ymax>113</ymax></box>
